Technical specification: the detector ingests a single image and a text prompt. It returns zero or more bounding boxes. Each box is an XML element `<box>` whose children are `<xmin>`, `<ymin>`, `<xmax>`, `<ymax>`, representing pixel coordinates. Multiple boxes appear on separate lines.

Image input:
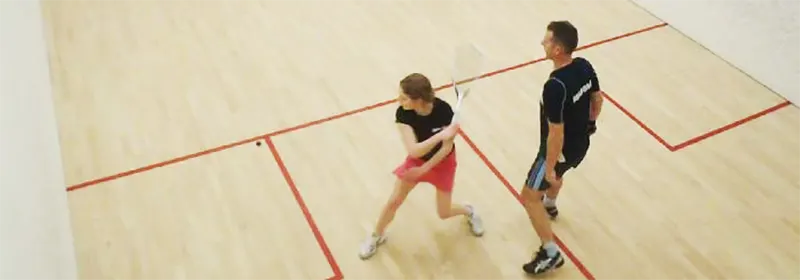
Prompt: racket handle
<box><xmin>451</xmin><ymin>111</ymin><xmax>461</xmax><ymax>124</ymax></box>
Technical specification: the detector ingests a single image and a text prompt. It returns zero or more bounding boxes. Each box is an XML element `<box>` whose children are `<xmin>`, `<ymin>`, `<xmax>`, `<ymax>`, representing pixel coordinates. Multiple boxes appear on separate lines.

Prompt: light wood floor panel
<box><xmin>67</xmin><ymin>144</ymin><xmax>332</xmax><ymax>279</ymax></box>
<box><xmin>42</xmin><ymin>0</ymin><xmax>661</xmax><ymax>185</ymax></box>
<box><xmin>638</xmin><ymin>106</ymin><xmax>800</xmax><ymax>279</ymax></box>
<box><xmin>43</xmin><ymin>0</ymin><xmax>800</xmax><ymax>279</ymax></box>
<box><xmin>578</xmin><ymin>27</ymin><xmax>788</xmax><ymax>144</ymax></box>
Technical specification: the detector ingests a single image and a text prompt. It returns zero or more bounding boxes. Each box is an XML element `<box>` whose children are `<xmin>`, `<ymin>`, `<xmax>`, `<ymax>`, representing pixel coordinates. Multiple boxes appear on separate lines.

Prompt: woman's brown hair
<box><xmin>400</xmin><ymin>73</ymin><xmax>435</xmax><ymax>102</ymax></box>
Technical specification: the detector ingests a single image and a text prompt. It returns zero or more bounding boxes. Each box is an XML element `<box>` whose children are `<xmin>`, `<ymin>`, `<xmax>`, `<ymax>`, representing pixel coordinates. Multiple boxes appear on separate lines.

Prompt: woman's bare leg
<box><xmin>359</xmin><ymin>179</ymin><xmax>415</xmax><ymax>260</ymax></box>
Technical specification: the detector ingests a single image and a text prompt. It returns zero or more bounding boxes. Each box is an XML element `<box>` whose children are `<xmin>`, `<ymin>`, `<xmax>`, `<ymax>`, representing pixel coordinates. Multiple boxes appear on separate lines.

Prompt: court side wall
<box><xmin>0</xmin><ymin>0</ymin><xmax>78</xmax><ymax>278</ymax></box>
<box><xmin>632</xmin><ymin>0</ymin><xmax>800</xmax><ymax>105</ymax></box>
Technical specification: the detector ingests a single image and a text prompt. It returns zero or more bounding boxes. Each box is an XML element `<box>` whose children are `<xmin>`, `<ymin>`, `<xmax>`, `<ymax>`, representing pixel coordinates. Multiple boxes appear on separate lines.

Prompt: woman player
<box><xmin>358</xmin><ymin>73</ymin><xmax>485</xmax><ymax>260</ymax></box>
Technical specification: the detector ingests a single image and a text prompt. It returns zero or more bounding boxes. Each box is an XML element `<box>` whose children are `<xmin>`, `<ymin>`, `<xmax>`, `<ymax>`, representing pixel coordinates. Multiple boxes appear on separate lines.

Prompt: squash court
<box><xmin>42</xmin><ymin>1</ymin><xmax>799</xmax><ymax>279</ymax></box>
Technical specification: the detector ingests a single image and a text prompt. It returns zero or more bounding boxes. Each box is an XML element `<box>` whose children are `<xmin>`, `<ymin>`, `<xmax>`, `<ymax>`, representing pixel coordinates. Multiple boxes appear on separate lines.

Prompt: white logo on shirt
<box><xmin>432</xmin><ymin>127</ymin><xmax>443</xmax><ymax>133</ymax></box>
<box><xmin>574</xmin><ymin>80</ymin><xmax>592</xmax><ymax>103</ymax></box>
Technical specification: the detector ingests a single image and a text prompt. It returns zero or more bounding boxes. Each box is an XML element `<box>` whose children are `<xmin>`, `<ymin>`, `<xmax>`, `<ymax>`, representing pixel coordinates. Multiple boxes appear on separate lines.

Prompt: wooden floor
<box><xmin>42</xmin><ymin>1</ymin><xmax>799</xmax><ymax>279</ymax></box>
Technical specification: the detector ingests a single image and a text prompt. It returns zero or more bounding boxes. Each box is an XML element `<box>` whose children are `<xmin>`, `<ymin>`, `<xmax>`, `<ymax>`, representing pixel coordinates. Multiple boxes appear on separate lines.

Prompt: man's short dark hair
<box><xmin>547</xmin><ymin>21</ymin><xmax>579</xmax><ymax>54</ymax></box>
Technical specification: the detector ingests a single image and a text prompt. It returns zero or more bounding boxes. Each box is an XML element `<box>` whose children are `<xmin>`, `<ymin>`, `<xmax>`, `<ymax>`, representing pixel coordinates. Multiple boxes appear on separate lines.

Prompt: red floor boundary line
<box><xmin>603</xmin><ymin>88</ymin><xmax>792</xmax><ymax>152</ymax></box>
<box><xmin>268</xmin><ymin>22</ymin><xmax>667</xmax><ymax>138</ymax></box>
<box><xmin>457</xmin><ymin>130</ymin><xmax>595</xmax><ymax>280</ymax></box>
<box><xmin>265</xmin><ymin>137</ymin><xmax>343</xmax><ymax>280</ymax></box>
<box><xmin>576</xmin><ymin>22</ymin><xmax>667</xmax><ymax>52</ymax></box>
<box><xmin>65</xmin><ymin>22</ymin><xmax>668</xmax><ymax>192</ymax></box>
<box><xmin>670</xmin><ymin>101</ymin><xmax>792</xmax><ymax>151</ymax></box>
<box><xmin>66</xmin><ymin>134</ymin><xmax>267</xmax><ymax>191</ymax></box>
<box><xmin>268</xmin><ymin>99</ymin><xmax>395</xmax><ymax>137</ymax></box>
<box><xmin>600</xmin><ymin>92</ymin><xmax>673</xmax><ymax>150</ymax></box>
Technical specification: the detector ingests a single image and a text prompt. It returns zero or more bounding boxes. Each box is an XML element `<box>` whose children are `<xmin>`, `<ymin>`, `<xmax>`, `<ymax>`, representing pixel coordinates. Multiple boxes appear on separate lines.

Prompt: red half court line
<box><xmin>603</xmin><ymin>89</ymin><xmax>792</xmax><ymax>152</ymax></box>
<box><xmin>600</xmin><ymin>91</ymin><xmax>674</xmax><ymax>150</ymax></box>
<box><xmin>265</xmin><ymin>137</ymin><xmax>344</xmax><ymax>280</ymax></box>
<box><xmin>66</xmin><ymin>22</ymin><xmax>668</xmax><ymax>192</ymax></box>
<box><xmin>457</xmin><ymin>130</ymin><xmax>596</xmax><ymax>280</ymax></box>
<box><xmin>670</xmin><ymin>101</ymin><xmax>792</xmax><ymax>151</ymax></box>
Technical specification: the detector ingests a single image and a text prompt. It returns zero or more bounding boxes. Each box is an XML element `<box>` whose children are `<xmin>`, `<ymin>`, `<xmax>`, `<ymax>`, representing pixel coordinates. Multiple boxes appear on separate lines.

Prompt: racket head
<box><xmin>450</xmin><ymin>43</ymin><xmax>486</xmax><ymax>101</ymax></box>
<box><xmin>449</xmin><ymin>43</ymin><xmax>486</xmax><ymax>123</ymax></box>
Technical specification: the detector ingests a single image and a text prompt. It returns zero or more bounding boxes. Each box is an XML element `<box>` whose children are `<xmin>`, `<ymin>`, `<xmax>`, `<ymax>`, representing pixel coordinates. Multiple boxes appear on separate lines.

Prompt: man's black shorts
<box><xmin>524</xmin><ymin>152</ymin><xmax>585</xmax><ymax>191</ymax></box>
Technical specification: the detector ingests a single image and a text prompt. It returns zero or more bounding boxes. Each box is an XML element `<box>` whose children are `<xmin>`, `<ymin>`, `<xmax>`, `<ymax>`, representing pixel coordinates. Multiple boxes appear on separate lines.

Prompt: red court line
<box><xmin>603</xmin><ymin>90</ymin><xmax>792</xmax><ymax>151</ymax></box>
<box><xmin>265</xmin><ymin>137</ymin><xmax>343</xmax><ymax>280</ymax></box>
<box><xmin>576</xmin><ymin>23</ymin><xmax>667</xmax><ymax>52</ymax></box>
<box><xmin>66</xmin><ymin>135</ymin><xmax>266</xmax><ymax>191</ymax></box>
<box><xmin>65</xmin><ymin>22</ymin><xmax>668</xmax><ymax>192</ymax></box>
<box><xmin>601</xmin><ymin>92</ymin><xmax>672</xmax><ymax>149</ymax></box>
<box><xmin>265</xmin><ymin>23</ymin><xmax>668</xmax><ymax>138</ymax></box>
<box><xmin>670</xmin><ymin>101</ymin><xmax>792</xmax><ymax>151</ymax></box>
<box><xmin>457</xmin><ymin>130</ymin><xmax>595</xmax><ymax>280</ymax></box>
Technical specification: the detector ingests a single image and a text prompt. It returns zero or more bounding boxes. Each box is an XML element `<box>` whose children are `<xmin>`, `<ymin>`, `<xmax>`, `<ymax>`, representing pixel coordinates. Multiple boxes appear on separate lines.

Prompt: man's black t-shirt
<box><xmin>395</xmin><ymin>97</ymin><xmax>454</xmax><ymax>161</ymax></box>
<box><xmin>538</xmin><ymin>57</ymin><xmax>600</xmax><ymax>162</ymax></box>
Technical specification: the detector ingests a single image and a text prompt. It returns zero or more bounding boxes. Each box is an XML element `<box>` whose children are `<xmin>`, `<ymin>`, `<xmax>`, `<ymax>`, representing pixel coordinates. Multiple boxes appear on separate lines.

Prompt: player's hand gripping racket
<box><xmin>450</xmin><ymin>43</ymin><xmax>486</xmax><ymax>124</ymax></box>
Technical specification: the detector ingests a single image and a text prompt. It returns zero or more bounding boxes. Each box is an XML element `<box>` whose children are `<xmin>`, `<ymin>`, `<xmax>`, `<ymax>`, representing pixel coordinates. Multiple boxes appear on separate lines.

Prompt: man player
<box><xmin>521</xmin><ymin>21</ymin><xmax>604</xmax><ymax>275</ymax></box>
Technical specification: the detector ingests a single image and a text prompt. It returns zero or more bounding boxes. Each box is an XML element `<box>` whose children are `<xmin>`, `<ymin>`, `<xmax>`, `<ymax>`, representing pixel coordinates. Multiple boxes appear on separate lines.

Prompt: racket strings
<box><xmin>449</xmin><ymin>43</ymin><xmax>486</xmax><ymax>124</ymax></box>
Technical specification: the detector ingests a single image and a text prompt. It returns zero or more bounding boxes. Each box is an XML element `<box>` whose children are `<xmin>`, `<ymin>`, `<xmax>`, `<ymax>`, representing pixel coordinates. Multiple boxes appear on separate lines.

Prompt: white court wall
<box><xmin>632</xmin><ymin>0</ymin><xmax>800</xmax><ymax>105</ymax></box>
<box><xmin>0</xmin><ymin>0</ymin><xmax>78</xmax><ymax>278</ymax></box>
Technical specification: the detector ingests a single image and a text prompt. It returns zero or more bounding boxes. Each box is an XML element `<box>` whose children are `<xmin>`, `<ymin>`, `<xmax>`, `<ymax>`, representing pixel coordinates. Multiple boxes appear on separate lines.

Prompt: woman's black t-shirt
<box><xmin>395</xmin><ymin>97</ymin><xmax>454</xmax><ymax>161</ymax></box>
